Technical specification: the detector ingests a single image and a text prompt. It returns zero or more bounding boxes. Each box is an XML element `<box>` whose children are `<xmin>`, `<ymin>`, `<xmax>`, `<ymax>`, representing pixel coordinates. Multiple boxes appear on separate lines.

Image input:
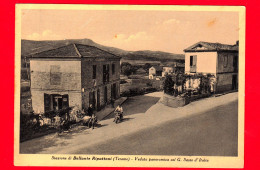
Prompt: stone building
<box><xmin>184</xmin><ymin>41</ymin><xmax>239</xmax><ymax>93</ymax></box>
<box><xmin>29</xmin><ymin>43</ymin><xmax>121</xmax><ymax>113</ymax></box>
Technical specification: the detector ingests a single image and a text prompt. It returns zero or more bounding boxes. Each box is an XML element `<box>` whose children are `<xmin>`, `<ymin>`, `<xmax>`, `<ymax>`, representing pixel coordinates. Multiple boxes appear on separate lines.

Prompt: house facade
<box><xmin>162</xmin><ymin>67</ymin><xmax>173</xmax><ymax>77</ymax></box>
<box><xmin>184</xmin><ymin>41</ymin><xmax>239</xmax><ymax>93</ymax></box>
<box><xmin>29</xmin><ymin>44</ymin><xmax>121</xmax><ymax>113</ymax></box>
<box><xmin>162</xmin><ymin>63</ymin><xmax>185</xmax><ymax>77</ymax></box>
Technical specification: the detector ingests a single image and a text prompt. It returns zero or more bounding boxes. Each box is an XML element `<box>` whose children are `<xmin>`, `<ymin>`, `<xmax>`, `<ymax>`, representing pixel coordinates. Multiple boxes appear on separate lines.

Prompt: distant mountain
<box><xmin>21</xmin><ymin>39</ymin><xmax>184</xmax><ymax>62</ymax></box>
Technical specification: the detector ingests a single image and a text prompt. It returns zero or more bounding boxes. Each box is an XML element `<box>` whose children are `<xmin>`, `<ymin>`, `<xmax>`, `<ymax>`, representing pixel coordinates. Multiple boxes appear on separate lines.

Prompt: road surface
<box><xmin>76</xmin><ymin>100</ymin><xmax>238</xmax><ymax>156</ymax></box>
<box><xmin>105</xmin><ymin>94</ymin><xmax>161</xmax><ymax>119</ymax></box>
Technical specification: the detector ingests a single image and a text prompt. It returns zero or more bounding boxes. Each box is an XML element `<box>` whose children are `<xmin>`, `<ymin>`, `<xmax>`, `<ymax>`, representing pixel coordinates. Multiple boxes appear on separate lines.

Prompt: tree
<box><xmin>143</xmin><ymin>63</ymin><xmax>151</xmax><ymax>72</ymax></box>
<box><xmin>163</xmin><ymin>75</ymin><xmax>175</xmax><ymax>95</ymax></box>
<box><xmin>121</xmin><ymin>65</ymin><xmax>133</xmax><ymax>76</ymax></box>
<box><xmin>121</xmin><ymin>62</ymin><xmax>132</xmax><ymax>68</ymax></box>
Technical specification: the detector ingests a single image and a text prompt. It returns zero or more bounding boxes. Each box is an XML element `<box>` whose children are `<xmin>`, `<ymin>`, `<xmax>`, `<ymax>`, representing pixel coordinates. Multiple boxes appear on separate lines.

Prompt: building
<box><xmin>162</xmin><ymin>63</ymin><xmax>185</xmax><ymax>77</ymax></box>
<box><xmin>149</xmin><ymin>66</ymin><xmax>163</xmax><ymax>79</ymax></box>
<box><xmin>162</xmin><ymin>67</ymin><xmax>173</xmax><ymax>77</ymax></box>
<box><xmin>29</xmin><ymin>43</ymin><xmax>121</xmax><ymax>113</ymax></box>
<box><xmin>184</xmin><ymin>41</ymin><xmax>239</xmax><ymax>93</ymax></box>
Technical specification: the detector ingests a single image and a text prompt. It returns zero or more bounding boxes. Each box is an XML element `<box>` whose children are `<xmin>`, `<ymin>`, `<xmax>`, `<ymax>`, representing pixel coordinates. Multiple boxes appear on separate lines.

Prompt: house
<box><xmin>149</xmin><ymin>66</ymin><xmax>163</xmax><ymax>79</ymax></box>
<box><xmin>162</xmin><ymin>63</ymin><xmax>185</xmax><ymax>77</ymax></box>
<box><xmin>29</xmin><ymin>43</ymin><xmax>121</xmax><ymax>113</ymax></box>
<box><xmin>162</xmin><ymin>67</ymin><xmax>173</xmax><ymax>77</ymax></box>
<box><xmin>184</xmin><ymin>41</ymin><xmax>239</xmax><ymax>93</ymax></box>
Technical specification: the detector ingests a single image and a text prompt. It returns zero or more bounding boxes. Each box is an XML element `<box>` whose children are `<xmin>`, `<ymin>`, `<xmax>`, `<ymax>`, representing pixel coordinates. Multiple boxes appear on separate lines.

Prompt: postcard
<box><xmin>14</xmin><ymin>4</ymin><xmax>245</xmax><ymax>168</ymax></box>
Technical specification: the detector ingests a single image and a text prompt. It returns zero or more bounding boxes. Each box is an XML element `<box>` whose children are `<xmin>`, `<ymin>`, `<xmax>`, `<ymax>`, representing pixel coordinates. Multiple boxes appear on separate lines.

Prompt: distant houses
<box><xmin>184</xmin><ymin>41</ymin><xmax>239</xmax><ymax>93</ymax></box>
<box><xmin>149</xmin><ymin>66</ymin><xmax>163</xmax><ymax>79</ymax></box>
<box><xmin>29</xmin><ymin>43</ymin><xmax>121</xmax><ymax>113</ymax></box>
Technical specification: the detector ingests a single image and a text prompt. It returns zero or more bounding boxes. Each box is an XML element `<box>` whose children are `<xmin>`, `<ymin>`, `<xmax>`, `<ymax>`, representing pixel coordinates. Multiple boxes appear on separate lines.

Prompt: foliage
<box><xmin>163</xmin><ymin>75</ymin><xmax>175</xmax><ymax>95</ymax></box>
<box><xmin>143</xmin><ymin>63</ymin><xmax>151</xmax><ymax>71</ymax></box>
<box><xmin>121</xmin><ymin>62</ymin><xmax>139</xmax><ymax>76</ymax></box>
<box><xmin>121</xmin><ymin>65</ymin><xmax>133</xmax><ymax>76</ymax></box>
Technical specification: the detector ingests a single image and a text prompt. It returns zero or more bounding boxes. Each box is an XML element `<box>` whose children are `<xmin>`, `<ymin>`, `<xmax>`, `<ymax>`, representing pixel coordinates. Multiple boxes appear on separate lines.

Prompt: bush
<box><xmin>120</xmin><ymin>79</ymin><xmax>127</xmax><ymax>84</ymax></box>
<box><xmin>163</xmin><ymin>75</ymin><xmax>174</xmax><ymax>95</ymax></box>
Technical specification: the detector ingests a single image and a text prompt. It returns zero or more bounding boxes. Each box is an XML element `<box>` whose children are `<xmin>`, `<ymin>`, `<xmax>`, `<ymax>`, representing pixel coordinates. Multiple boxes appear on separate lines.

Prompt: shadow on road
<box><xmin>103</xmin><ymin>95</ymin><xmax>160</xmax><ymax>120</ymax></box>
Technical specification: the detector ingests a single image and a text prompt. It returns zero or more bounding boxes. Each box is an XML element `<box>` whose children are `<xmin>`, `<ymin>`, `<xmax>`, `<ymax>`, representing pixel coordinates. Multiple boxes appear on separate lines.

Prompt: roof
<box><xmin>184</xmin><ymin>41</ymin><xmax>239</xmax><ymax>52</ymax></box>
<box><xmin>30</xmin><ymin>43</ymin><xmax>121</xmax><ymax>59</ymax></box>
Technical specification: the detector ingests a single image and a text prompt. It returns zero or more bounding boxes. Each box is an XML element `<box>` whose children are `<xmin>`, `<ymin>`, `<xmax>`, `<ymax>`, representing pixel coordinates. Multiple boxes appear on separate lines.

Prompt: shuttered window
<box><xmin>93</xmin><ymin>65</ymin><xmax>96</xmax><ymax>79</ymax></box>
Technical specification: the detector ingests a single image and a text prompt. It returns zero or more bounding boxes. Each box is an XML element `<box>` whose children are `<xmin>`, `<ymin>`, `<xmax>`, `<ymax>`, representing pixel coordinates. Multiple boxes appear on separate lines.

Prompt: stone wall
<box><xmin>30</xmin><ymin>59</ymin><xmax>82</xmax><ymax>113</ymax></box>
<box><xmin>30</xmin><ymin>59</ymin><xmax>81</xmax><ymax>91</ymax></box>
<box><xmin>162</xmin><ymin>93</ymin><xmax>189</xmax><ymax>108</ymax></box>
<box><xmin>217</xmin><ymin>51</ymin><xmax>238</xmax><ymax>73</ymax></box>
<box><xmin>81</xmin><ymin>58</ymin><xmax>120</xmax><ymax>90</ymax></box>
<box><xmin>81</xmin><ymin>58</ymin><xmax>121</xmax><ymax>110</ymax></box>
<box><xmin>216</xmin><ymin>73</ymin><xmax>237</xmax><ymax>93</ymax></box>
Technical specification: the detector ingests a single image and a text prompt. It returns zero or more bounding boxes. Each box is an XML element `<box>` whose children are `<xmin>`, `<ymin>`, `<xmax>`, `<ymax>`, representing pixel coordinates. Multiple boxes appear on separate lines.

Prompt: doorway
<box><xmin>111</xmin><ymin>83</ymin><xmax>117</xmax><ymax>100</ymax></box>
<box><xmin>89</xmin><ymin>91</ymin><xmax>96</xmax><ymax>110</ymax></box>
<box><xmin>232</xmin><ymin>75</ymin><xmax>238</xmax><ymax>90</ymax></box>
<box><xmin>104</xmin><ymin>86</ymin><xmax>107</xmax><ymax>104</ymax></box>
<box><xmin>44</xmin><ymin>94</ymin><xmax>69</xmax><ymax>112</ymax></box>
<box><xmin>97</xmin><ymin>89</ymin><xmax>100</xmax><ymax>111</ymax></box>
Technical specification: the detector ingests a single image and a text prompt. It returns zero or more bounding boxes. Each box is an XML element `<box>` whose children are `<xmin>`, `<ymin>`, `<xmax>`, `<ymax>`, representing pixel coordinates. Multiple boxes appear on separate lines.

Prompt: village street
<box><xmin>20</xmin><ymin>92</ymin><xmax>238</xmax><ymax>156</ymax></box>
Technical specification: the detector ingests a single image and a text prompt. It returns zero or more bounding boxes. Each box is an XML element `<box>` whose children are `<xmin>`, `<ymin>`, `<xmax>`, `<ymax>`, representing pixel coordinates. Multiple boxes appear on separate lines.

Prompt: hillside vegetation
<box><xmin>21</xmin><ymin>39</ymin><xmax>184</xmax><ymax>62</ymax></box>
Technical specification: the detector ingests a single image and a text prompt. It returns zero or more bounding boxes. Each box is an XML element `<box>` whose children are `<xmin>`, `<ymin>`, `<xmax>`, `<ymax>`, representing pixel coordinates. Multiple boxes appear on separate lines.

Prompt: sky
<box><xmin>21</xmin><ymin>9</ymin><xmax>239</xmax><ymax>54</ymax></box>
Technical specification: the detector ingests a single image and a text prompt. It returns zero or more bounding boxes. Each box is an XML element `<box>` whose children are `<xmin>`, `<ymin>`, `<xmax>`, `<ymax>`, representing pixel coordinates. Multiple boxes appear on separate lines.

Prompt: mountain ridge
<box><xmin>21</xmin><ymin>39</ymin><xmax>185</xmax><ymax>62</ymax></box>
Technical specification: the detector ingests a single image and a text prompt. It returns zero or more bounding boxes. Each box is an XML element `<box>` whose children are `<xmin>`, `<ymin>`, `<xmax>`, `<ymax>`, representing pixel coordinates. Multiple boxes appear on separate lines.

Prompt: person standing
<box><xmin>87</xmin><ymin>104</ymin><xmax>93</xmax><ymax>117</ymax></box>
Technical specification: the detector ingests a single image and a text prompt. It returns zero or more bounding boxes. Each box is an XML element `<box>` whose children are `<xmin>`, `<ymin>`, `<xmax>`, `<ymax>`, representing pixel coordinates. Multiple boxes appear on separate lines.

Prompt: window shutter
<box><xmin>193</xmin><ymin>55</ymin><xmax>197</xmax><ymax>66</ymax></box>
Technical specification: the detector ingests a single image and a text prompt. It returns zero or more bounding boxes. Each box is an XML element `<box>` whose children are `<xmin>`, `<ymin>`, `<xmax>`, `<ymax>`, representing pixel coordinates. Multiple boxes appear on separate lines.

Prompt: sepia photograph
<box><xmin>14</xmin><ymin>4</ymin><xmax>245</xmax><ymax>168</ymax></box>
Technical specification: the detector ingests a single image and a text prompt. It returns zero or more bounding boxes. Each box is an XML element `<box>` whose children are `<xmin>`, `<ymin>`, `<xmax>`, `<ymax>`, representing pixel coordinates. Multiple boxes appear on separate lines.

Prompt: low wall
<box><xmin>162</xmin><ymin>93</ymin><xmax>211</xmax><ymax>108</ymax></box>
<box><xmin>162</xmin><ymin>93</ymin><xmax>189</xmax><ymax>108</ymax></box>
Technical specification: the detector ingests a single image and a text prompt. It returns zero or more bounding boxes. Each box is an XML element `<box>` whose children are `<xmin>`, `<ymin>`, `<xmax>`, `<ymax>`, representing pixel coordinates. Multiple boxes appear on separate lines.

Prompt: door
<box><xmin>104</xmin><ymin>86</ymin><xmax>107</xmax><ymax>104</ymax></box>
<box><xmin>233</xmin><ymin>55</ymin><xmax>238</xmax><ymax>73</ymax></box>
<box><xmin>44</xmin><ymin>93</ymin><xmax>51</xmax><ymax>112</ymax></box>
<box><xmin>97</xmin><ymin>89</ymin><xmax>100</xmax><ymax>111</ymax></box>
<box><xmin>113</xmin><ymin>83</ymin><xmax>117</xmax><ymax>99</ymax></box>
<box><xmin>232</xmin><ymin>75</ymin><xmax>238</xmax><ymax>90</ymax></box>
<box><xmin>89</xmin><ymin>91</ymin><xmax>96</xmax><ymax>110</ymax></box>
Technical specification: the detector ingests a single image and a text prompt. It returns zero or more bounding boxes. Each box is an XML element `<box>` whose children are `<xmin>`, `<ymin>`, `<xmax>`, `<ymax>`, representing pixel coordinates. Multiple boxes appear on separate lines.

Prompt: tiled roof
<box><xmin>30</xmin><ymin>43</ymin><xmax>120</xmax><ymax>59</ymax></box>
<box><xmin>184</xmin><ymin>41</ymin><xmax>239</xmax><ymax>52</ymax></box>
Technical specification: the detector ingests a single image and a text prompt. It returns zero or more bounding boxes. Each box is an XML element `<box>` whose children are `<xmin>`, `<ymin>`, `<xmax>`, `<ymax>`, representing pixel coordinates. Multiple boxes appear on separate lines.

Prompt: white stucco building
<box><xmin>184</xmin><ymin>41</ymin><xmax>239</xmax><ymax>93</ymax></box>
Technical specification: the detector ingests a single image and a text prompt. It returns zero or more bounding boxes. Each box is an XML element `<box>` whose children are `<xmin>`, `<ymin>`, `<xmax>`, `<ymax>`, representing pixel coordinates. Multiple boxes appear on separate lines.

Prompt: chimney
<box><xmin>236</xmin><ymin>40</ymin><xmax>239</xmax><ymax>46</ymax></box>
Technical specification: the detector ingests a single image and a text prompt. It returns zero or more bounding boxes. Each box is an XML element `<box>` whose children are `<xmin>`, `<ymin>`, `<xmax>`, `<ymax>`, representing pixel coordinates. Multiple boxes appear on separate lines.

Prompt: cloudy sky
<box><xmin>21</xmin><ymin>9</ymin><xmax>239</xmax><ymax>54</ymax></box>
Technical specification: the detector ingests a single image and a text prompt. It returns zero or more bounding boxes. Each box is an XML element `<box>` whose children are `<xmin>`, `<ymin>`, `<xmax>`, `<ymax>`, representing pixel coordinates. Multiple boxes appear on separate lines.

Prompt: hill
<box><xmin>21</xmin><ymin>39</ymin><xmax>184</xmax><ymax>62</ymax></box>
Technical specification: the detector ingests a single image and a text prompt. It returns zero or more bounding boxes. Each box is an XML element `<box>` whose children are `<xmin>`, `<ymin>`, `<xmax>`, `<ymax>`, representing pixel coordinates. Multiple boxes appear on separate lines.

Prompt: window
<box><xmin>92</xmin><ymin>65</ymin><xmax>96</xmax><ymax>79</ymax></box>
<box><xmin>190</xmin><ymin>55</ymin><xmax>197</xmax><ymax>66</ymax></box>
<box><xmin>223</xmin><ymin>55</ymin><xmax>229</xmax><ymax>67</ymax></box>
<box><xmin>50</xmin><ymin>65</ymin><xmax>61</xmax><ymax>85</ymax></box>
<box><xmin>190</xmin><ymin>56</ymin><xmax>193</xmax><ymax>66</ymax></box>
<box><xmin>103</xmin><ymin>64</ymin><xmax>109</xmax><ymax>83</ymax></box>
<box><xmin>112</xmin><ymin>64</ymin><xmax>115</xmax><ymax>75</ymax></box>
<box><xmin>189</xmin><ymin>55</ymin><xmax>197</xmax><ymax>73</ymax></box>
